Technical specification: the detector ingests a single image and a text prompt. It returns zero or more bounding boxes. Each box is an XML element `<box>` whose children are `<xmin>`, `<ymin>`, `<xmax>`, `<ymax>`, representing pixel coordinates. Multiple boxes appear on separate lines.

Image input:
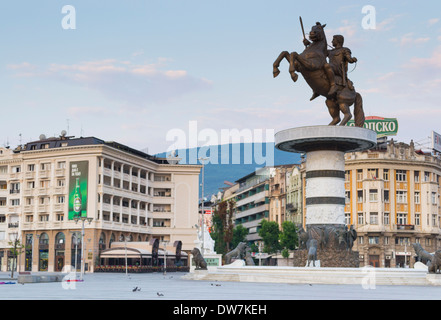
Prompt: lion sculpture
<box><xmin>429</xmin><ymin>251</ymin><xmax>441</xmax><ymax>274</ymax></box>
<box><xmin>413</xmin><ymin>243</ymin><xmax>433</xmax><ymax>266</ymax></box>
<box><xmin>224</xmin><ymin>242</ymin><xmax>247</xmax><ymax>265</ymax></box>
<box><xmin>191</xmin><ymin>247</ymin><xmax>208</xmax><ymax>270</ymax></box>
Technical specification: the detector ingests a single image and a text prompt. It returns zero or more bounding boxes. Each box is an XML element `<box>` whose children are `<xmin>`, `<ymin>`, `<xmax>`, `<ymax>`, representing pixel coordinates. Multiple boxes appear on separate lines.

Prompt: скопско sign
<box><xmin>347</xmin><ymin>116</ymin><xmax>398</xmax><ymax>137</ymax></box>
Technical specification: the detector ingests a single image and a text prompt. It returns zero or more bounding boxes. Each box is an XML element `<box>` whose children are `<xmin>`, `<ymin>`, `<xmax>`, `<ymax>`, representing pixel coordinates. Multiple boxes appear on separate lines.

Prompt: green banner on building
<box><xmin>346</xmin><ymin>116</ymin><xmax>398</xmax><ymax>137</ymax></box>
<box><xmin>68</xmin><ymin>161</ymin><xmax>89</xmax><ymax>220</ymax></box>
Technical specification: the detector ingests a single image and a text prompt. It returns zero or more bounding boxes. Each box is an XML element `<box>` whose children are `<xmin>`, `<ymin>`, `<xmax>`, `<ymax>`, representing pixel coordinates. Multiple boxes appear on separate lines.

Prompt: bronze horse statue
<box><xmin>273</xmin><ymin>21</ymin><xmax>365</xmax><ymax>127</ymax></box>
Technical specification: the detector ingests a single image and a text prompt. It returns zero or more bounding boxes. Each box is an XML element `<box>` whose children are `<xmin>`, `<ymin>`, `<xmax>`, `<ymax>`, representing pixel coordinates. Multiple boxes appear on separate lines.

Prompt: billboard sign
<box><xmin>68</xmin><ymin>161</ymin><xmax>89</xmax><ymax>220</ymax></box>
<box><xmin>347</xmin><ymin>116</ymin><xmax>398</xmax><ymax>137</ymax></box>
<box><xmin>432</xmin><ymin>131</ymin><xmax>441</xmax><ymax>153</ymax></box>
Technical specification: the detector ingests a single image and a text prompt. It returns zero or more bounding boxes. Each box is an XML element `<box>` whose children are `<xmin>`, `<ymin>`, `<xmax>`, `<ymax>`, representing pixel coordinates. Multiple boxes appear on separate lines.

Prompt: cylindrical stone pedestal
<box><xmin>275</xmin><ymin>125</ymin><xmax>376</xmax><ymax>267</ymax></box>
<box><xmin>305</xmin><ymin>149</ymin><xmax>345</xmax><ymax>226</ymax></box>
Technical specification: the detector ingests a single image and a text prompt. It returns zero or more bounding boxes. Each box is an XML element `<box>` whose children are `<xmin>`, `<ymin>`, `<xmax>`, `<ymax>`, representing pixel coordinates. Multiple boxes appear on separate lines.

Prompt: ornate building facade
<box><xmin>0</xmin><ymin>135</ymin><xmax>200</xmax><ymax>272</ymax></box>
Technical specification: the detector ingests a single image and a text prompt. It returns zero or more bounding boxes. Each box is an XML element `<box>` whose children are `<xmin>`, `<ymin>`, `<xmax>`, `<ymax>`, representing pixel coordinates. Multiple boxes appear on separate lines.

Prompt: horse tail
<box><xmin>354</xmin><ymin>92</ymin><xmax>365</xmax><ymax>127</ymax></box>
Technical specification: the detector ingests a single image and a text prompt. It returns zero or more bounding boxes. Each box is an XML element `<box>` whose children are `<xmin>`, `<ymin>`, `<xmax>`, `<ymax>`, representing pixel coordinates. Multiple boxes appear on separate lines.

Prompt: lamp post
<box><xmin>162</xmin><ymin>241</ymin><xmax>169</xmax><ymax>275</ymax></box>
<box><xmin>119</xmin><ymin>235</ymin><xmax>128</xmax><ymax>276</ymax></box>
<box><xmin>198</xmin><ymin>157</ymin><xmax>209</xmax><ymax>255</ymax></box>
<box><xmin>73</xmin><ymin>216</ymin><xmax>93</xmax><ymax>280</ymax></box>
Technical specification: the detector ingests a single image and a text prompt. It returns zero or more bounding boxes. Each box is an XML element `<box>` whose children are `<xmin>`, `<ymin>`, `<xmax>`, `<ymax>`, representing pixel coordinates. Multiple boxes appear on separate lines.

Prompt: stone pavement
<box><xmin>0</xmin><ymin>271</ymin><xmax>441</xmax><ymax>300</ymax></box>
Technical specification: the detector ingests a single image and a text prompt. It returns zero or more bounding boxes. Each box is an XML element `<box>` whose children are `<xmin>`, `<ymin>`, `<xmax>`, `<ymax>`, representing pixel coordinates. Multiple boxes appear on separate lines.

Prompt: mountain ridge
<box><xmin>156</xmin><ymin>142</ymin><xmax>301</xmax><ymax>197</ymax></box>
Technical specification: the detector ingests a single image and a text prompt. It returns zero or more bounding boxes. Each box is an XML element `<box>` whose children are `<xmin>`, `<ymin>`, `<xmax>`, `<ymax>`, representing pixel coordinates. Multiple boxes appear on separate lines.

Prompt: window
<box><xmin>432</xmin><ymin>192</ymin><xmax>437</xmax><ymax>205</ymax></box>
<box><xmin>345</xmin><ymin>191</ymin><xmax>350</xmax><ymax>204</ymax></box>
<box><xmin>369</xmin><ymin>236</ymin><xmax>379</xmax><ymax>245</ymax></box>
<box><xmin>41</xmin><ymin>163</ymin><xmax>50</xmax><ymax>171</ymax></box>
<box><xmin>396</xmin><ymin>237</ymin><xmax>410</xmax><ymax>245</ymax></box>
<box><xmin>12</xmin><ymin>166</ymin><xmax>21</xmax><ymax>173</ymax></box>
<box><xmin>357</xmin><ymin>190</ymin><xmax>363</xmax><ymax>203</ymax></box>
<box><xmin>432</xmin><ymin>214</ymin><xmax>437</xmax><ymax>226</ymax></box>
<box><xmin>414</xmin><ymin>171</ymin><xmax>420</xmax><ymax>183</ymax></box>
<box><xmin>56</xmin><ymin>214</ymin><xmax>64</xmax><ymax>221</ymax></box>
<box><xmin>57</xmin><ymin>196</ymin><xmax>65</xmax><ymax>204</ymax></box>
<box><xmin>10</xmin><ymin>183</ymin><xmax>20</xmax><ymax>193</ymax></box>
<box><xmin>27</xmin><ymin>181</ymin><xmax>35</xmax><ymax>189</ymax></box>
<box><xmin>345</xmin><ymin>213</ymin><xmax>351</xmax><ymax>225</ymax></box>
<box><xmin>11</xmin><ymin>199</ymin><xmax>20</xmax><ymax>206</ymax></box>
<box><xmin>383</xmin><ymin>169</ymin><xmax>389</xmax><ymax>181</ymax></box>
<box><xmin>384</xmin><ymin>237</ymin><xmax>390</xmax><ymax>245</ymax></box>
<box><xmin>369</xmin><ymin>189</ymin><xmax>378</xmax><ymax>202</ymax></box>
<box><xmin>39</xmin><ymin>215</ymin><xmax>49</xmax><ymax>222</ymax></box>
<box><xmin>358</xmin><ymin>236</ymin><xmax>364</xmax><ymax>244</ymax></box>
<box><xmin>40</xmin><ymin>180</ymin><xmax>50</xmax><ymax>188</ymax></box>
<box><xmin>384</xmin><ymin>213</ymin><xmax>390</xmax><ymax>225</ymax></box>
<box><xmin>396</xmin><ymin>170</ymin><xmax>407</xmax><ymax>182</ymax></box>
<box><xmin>358</xmin><ymin>213</ymin><xmax>364</xmax><ymax>225</ymax></box>
<box><xmin>369</xmin><ymin>212</ymin><xmax>378</xmax><ymax>225</ymax></box>
<box><xmin>345</xmin><ymin>170</ymin><xmax>350</xmax><ymax>182</ymax></box>
<box><xmin>424</xmin><ymin>171</ymin><xmax>430</xmax><ymax>182</ymax></box>
<box><xmin>397</xmin><ymin>213</ymin><xmax>407</xmax><ymax>225</ymax></box>
<box><xmin>384</xmin><ymin>190</ymin><xmax>390</xmax><ymax>203</ymax></box>
<box><xmin>57</xmin><ymin>179</ymin><xmax>65</xmax><ymax>187</ymax></box>
<box><xmin>396</xmin><ymin>191</ymin><xmax>407</xmax><ymax>203</ymax></box>
<box><xmin>357</xmin><ymin>169</ymin><xmax>363</xmax><ymax>181</ymax></box>
<box><xmin>57</xmin><ymin>161</ymin><xmax>66</xmax><ymax>169</ymax></box>
<box><xmin>415</xmin><ymin>213</ymin><xmax>421</xmax><ymax>226</ymax></box>
<box><xmin>368</xmin><ymin>169</ymin><xmax>378</xmax><ymax>179</ymax></box>
<box><xmin>27</xmin><ymin>164</ymin><xmax>35</xmax><ymax>172</ymax></box>
<box><xmin>415</xmin><ymin>192</ymin><xmax>420</xmax><ymax>204</ymax></box>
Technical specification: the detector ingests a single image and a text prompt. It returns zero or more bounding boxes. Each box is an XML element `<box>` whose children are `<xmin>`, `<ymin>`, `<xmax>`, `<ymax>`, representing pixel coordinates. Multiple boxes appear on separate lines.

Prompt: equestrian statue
<box><xmin>273</xmin><ymin>17</ymin><xmax>365</xmax><ymax>127</ymax></box>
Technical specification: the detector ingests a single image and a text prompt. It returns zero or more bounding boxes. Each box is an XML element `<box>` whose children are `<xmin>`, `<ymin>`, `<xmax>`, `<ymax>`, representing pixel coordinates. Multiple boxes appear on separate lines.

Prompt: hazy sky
<box><xmin>1</xmin><ymin>0</ymin><xmax>440</xmax><ymax>154</ymax></box>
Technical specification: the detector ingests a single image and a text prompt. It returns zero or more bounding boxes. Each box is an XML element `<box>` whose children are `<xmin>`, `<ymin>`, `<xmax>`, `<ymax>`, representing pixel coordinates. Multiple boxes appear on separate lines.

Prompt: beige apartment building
<box><xmin>0</xmin><ymin>134</ymin><xmax>201</xmax><ymax>273</ymax></box>
<box><xmin>343</xmin><ymin>139</ymin><xmax>441</xmax><ymax>267</ymax></box>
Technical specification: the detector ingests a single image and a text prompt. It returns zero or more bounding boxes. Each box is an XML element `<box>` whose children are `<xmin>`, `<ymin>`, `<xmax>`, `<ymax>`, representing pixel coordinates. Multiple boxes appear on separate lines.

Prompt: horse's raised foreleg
<box><xmin>289</xmin><ymin>52</ymin><xmax>299</xmax><ymax>82</ymax></box>
<box><xmin>273</xmin><ymin>51</ymin><xmax>290</xmax><ymax>78</ymax></box>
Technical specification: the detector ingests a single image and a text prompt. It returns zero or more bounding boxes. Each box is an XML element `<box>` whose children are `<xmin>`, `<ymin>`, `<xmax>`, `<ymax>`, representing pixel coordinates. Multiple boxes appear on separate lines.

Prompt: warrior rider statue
<box><xmin>306</xmin><ymin>34</ymin><xmax>358</xmax><ymax>101</ymax></box>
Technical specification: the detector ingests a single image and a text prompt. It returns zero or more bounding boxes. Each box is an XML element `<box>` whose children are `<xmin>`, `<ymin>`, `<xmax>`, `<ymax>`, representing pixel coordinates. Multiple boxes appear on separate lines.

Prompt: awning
<box><xmin>100</xmin><ymin>247</ymin><xmax>151</xmax><ymax>259</ymax></box>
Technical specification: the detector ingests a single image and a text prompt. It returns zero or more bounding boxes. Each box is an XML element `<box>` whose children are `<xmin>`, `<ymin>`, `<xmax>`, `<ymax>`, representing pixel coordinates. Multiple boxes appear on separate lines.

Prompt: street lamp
<box><xmin>119</xmin><ymin>235</ymin><xmax>128</xmax><ymax>276</ymax></box>
<box><xmin>73</xmin><ymin>216</ymin><xmax>93</xmax><ymax>280</ymax></box>
<box><xmin>198</xmin><ymin>157</ymin><xmax>209</xmax><ymax>255</ymax></box>
<box><xmin>162</xmin><ymin>240</ymin><xmax>169</xmax><ymax>275</ymax></box>
<box><xmin>69</xmin><ymin>231</ymin><xmax>80</xmax><ymax>275</ymax></box>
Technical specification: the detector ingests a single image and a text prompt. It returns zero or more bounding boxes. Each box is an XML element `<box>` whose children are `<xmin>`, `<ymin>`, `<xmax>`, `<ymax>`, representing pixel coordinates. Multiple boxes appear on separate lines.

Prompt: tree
<box><xmin>8</xmin><ymin>237</ymin><xmax>25</xmax><ymax>279</ymax></box>
<box><xmin>279</xmin><ymin>221</ymin><xmax>298</xmax><ymax>250</ymax></box>
<box><xmin>232</xmin><ymin>225</ymin><xmax>249</xmax><ymax>249</ymax></box>
<box><xmin>258</xmin><ymin>219</ymin><xmax>281</xmax><ymax>253</ymax></box>
<box><xmin>211</xmin><ymin>199</ymin><xmax>235</xmax><ymax>255</ymax></box>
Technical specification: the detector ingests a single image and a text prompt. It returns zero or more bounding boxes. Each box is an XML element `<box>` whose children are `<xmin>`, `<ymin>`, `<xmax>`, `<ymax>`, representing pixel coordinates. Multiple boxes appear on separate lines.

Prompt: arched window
<box><xmin>55</xmin><ymin>232</ymin><xmax>65</xmax><ymax>244</ymax></box>
<box><xmin>39</xmin><ymin>233</ymin><xmax>49</xmax><ymax>245</ymax></box>
<box><xmin>99</xmin><ymin>232</ymin><xmax>106</xmax><ymax>250</ymax></box>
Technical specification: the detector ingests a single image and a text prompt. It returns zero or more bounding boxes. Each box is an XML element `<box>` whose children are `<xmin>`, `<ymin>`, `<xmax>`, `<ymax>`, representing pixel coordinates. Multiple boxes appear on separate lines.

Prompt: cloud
<box><xmin>428</xmin><ymin>18</ymin><xmax>440</xmax><ymax>26</ymax></box>
<box><xmin>7</xmin><ymin>58</ymin><xmax>212</xmax><ymax>107</ymax></box>
<box><xmin>390</xmin><ymin>33</ymin><xmax>430</xmax><ymax>47</ymax></box>
<box><xmin>375</xmin><ymin>14</ymin><xmax>404</xmax><ymax>32</ymax></box>
<box><xmin>363</xmin><ymin>46</ymin><xmax>441</xmax><ymax>108</ymax></box>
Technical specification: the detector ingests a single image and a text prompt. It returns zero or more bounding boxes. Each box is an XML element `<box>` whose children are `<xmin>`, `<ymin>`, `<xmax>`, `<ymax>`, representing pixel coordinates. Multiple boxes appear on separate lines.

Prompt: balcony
<box><xmin>396</xmin><ymin>224</ymin><xmax>415</xmax><ymax>232</ymax></box>
<box><xmin>8</xmin><ymin>222</ymin><xmax>19</xmax><ymax>228</ymax></box>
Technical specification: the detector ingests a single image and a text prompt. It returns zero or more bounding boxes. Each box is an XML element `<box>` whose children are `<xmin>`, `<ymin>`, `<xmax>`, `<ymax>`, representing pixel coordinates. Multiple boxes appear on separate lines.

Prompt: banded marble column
<box><xmin>305</xmin><ymin>150</ymin><xmax>346</xmax><ymax>227</ymax></box>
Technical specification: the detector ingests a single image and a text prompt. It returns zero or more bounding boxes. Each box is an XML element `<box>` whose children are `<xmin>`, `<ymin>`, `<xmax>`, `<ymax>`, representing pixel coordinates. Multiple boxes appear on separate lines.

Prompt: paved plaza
<box><xmin>1</xmin><ymin>271</ymin><xmax>441</xmax><ymax>300</ymax></box>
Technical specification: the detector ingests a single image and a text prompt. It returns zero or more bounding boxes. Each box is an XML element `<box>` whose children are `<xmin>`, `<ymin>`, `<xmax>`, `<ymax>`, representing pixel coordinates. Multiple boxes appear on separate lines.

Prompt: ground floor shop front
<box><xmin>1</xmin><ymin>228</ymin><xmax>190</xmax><ymax>273</ymax></box>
